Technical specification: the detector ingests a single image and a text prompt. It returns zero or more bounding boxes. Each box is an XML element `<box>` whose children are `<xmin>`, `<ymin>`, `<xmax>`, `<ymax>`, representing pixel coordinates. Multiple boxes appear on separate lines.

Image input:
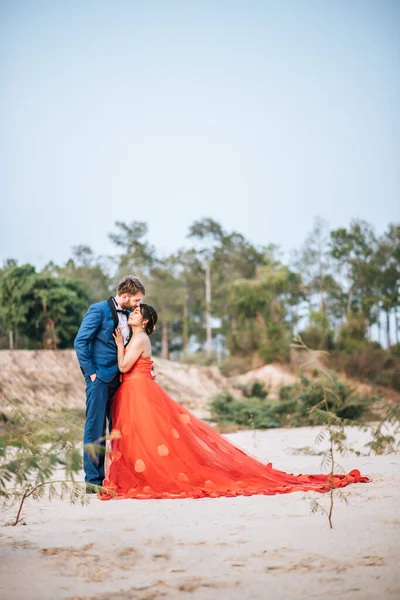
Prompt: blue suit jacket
<box><xmin>74</xmin><ymin>299</ymin><xmax>122</xmax><ymax>383</ymax></box>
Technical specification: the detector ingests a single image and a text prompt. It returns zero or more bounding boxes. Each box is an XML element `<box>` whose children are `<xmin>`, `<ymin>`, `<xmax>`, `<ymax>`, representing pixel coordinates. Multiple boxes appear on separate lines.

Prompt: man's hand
<box><xmin>89</xmin><ymin>373</ymin><xmax>97</xmax><ymax>382</ymax></box>
<box><xmin>112</xmin><ymin>327</ymin><xmax>124</xmax><ymax>348</ymax></box>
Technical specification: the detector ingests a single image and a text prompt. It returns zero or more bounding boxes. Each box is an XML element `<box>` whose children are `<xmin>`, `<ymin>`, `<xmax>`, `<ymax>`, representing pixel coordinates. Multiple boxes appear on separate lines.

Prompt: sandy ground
<box><xmin>0</xmin><ymin>350</ymin><xmax>239</xmax><ymax>418</ymax></box>
<box><xmin>231</xmin><ymin>363</ymin><xmax>297</xmax><ymax>394</ymax></box>
<box><xmin>1</xmin><ymin>425</ymin><xmax>399</xmax><ymax>600</ymax></box>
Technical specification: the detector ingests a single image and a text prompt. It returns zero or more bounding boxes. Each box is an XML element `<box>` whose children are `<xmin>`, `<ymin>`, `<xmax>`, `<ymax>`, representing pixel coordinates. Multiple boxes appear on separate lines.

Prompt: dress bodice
<box><xmin>121</xmin><ymin>356</ymin><xmax>154</xmax><ymax>382</ymax></box>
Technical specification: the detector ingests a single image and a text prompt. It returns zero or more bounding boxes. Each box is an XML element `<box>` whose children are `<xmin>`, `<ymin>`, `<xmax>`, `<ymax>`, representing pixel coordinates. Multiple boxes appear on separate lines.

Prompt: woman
<box><xmin>101</xmin><ymin>304</ymin><xmax>369</xmax><ymax>500</ymax></box>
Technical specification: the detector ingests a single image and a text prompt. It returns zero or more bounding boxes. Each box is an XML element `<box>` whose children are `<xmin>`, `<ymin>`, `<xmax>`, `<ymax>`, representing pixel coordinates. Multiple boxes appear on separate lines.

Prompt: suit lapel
<box><xmin>107</xmin><ymin>297</ymin><xmax>119</xmax><ymax>330</ymax></box>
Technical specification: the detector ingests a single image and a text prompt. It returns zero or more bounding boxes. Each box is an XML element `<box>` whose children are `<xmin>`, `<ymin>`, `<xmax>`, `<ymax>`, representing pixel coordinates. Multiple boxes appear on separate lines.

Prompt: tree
<box><xmin>0</xmin><ymin>265</ymin><xmax>89</xmax><ymax>349</ymax></box>
<box><xmin>187</xmin><ymin>219</ymin><xmax>266</xmax><ymax>358</ymax></box>
<box><xmin>294</xmin><ymin>217</ymin><xmax>331</xmax><ymax>313</ymax></box>
<box><xmin>376</xmin><ymin>224</ymin><xmax>400</xmax><ymax>348</ymax></box>
<box><xmin>0</xmin><ymin>263</ymin><xmax>34</xmax><ymax>349</ymax></box>
<box><xmin>211</xmin><ymin>232</ymin><xmax>265</xmax><ymax>349</ymax></box>
<box><xmin>109</xmin><ymin>221</ymin><xmax>155</xmax><ymax>283</ymax></box>
<box><xmin>145</xmin><ymin>258</ymin><xmax>183</xmax><ymax>359</ymax></box>
<box><xmin>330</xmin><ymin>220</ymin><xmax>378</xmax><ymax>333</ymax></box>
<box><xmin>227</xmin><ymin>258</ymin><xmax>303</xmax><ymax>363</ymax></box>
<box><xmin>173</xmin><ymin>249</ymin><xmax>205</xmax><ymax>354</ymax></box>
<box><xmin>45</xmin><ymin>245</ymin><xmax>111</xmax><ymax>304</ymax></box>
<box><xmin>187</xmin><ymin>218</ymin><xmax>224</xmax><ymax>356</ymax></box>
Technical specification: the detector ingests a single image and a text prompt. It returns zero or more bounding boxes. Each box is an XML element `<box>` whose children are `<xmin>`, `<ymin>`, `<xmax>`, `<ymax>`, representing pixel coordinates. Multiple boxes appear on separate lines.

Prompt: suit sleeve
<box><xmin>74</xmin><ymin>304</ymin><xmax>103</xmax><ymax>376</ymax></box>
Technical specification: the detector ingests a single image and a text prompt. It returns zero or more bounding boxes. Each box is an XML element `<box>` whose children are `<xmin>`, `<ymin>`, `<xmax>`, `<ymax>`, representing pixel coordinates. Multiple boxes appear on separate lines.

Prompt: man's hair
<box><xmin>116</xmin><ymin>276</ymin><xmax>145</xmax><ymax>296</ymax></box>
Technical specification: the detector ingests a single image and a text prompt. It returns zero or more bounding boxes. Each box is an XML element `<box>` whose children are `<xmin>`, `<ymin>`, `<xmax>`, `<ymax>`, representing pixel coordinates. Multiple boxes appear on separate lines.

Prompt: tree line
<box><xmin>0</xmin><ymin>217</ymin><xmax>399</xmax><ymax>369</ymax></box>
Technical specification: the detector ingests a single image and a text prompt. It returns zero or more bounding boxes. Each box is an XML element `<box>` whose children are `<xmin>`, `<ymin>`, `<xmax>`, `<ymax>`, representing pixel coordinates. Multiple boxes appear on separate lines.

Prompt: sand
<box><xmin>0</xmin><ymin>425</ymin><xmax>399</xmax><ymax>600</ymax></box>
<box><xmin>0</xmin><ymin>350</ymin><xmax>239</xmax><ymax>418</ymax></box>
<box><xmin>231</xmin><ymin>363</ymin><xmax>297</xmax><ymax>394</ymax></box>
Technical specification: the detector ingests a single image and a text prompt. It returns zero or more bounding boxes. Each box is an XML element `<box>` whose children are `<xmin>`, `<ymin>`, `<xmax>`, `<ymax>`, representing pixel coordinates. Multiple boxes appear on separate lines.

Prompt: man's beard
<box><xmin>124</xmin><ymin>302</ymin><xmax>139</xmax><ymax>311</ymax></box>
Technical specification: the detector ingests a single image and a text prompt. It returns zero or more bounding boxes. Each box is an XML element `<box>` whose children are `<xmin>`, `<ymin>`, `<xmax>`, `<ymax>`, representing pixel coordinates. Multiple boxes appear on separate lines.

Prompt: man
<box><xmin>74</xmin><ymin>275</ymin><xmax>145</xmax><ymax>491</ymax></box>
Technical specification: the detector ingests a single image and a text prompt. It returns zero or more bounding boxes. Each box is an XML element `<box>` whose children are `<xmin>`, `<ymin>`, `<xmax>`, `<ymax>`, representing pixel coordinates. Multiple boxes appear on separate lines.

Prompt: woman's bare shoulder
<box><xmin>128</xmin><ymin>333</ymin><xmax>151</xmax><ymax>356</ymax></box>
<box><xmin>141</xmin><ymin>334</ymin><xmax>152</xmax><ymax>358</ymax></box>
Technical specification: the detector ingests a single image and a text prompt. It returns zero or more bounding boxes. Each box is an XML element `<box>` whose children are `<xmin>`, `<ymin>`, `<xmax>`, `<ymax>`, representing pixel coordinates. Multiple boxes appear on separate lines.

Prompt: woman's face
<box><xmin>128</xmin><ymin>307</ymin><xmax>147</xmax><ymax>328</ymax></box>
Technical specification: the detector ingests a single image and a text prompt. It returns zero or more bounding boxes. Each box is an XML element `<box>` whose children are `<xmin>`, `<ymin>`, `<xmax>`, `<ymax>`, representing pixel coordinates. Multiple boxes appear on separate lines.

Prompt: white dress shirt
<box><xmin>112</xmin><ymin>297</ymin><xmax>131</xmax><ymax>346</ymax></box>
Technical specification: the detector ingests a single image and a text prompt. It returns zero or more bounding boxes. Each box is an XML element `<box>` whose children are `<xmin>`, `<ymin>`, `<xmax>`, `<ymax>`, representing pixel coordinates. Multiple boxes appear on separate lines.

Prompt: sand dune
<box><xmin>0</xmin><ymin>350</ymin><xmax>238</xmax><ymax>418</ymax></box>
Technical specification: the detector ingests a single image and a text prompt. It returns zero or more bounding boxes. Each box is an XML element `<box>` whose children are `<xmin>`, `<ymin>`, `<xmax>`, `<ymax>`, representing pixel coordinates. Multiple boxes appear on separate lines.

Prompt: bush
<box><xmin>390</xmin><ymin>343</ymin><xmax>400</xmax><ymax>357</ymax></box>
<box><xmin>259</xmin><ymin>341</ymin><xmax>290</xmax><ymax>363</ymax></box>
<box><xmin>294</xmin><ymin>376</ymin><xmax>371</xmax><ymax>421</ymax></box>
<box><xmin>330</xmin><ymin>348</ymin><xmax>400</xmax><ymax>391</ymax></box>
<box><xmin>242</xmin><ymin>381</ymin><xmax>268</xmax><ymax>399</ymax></box>
<box><xmin>258</xmin><ymin>323</ymin><xmax>291</xmax><ymax>363</ymax></box>
<box><xmin>209</xmin><ymin>375</ymin><xmax>377</xmax><ymax>430</ymax></box>
<box><xmin>337</xmin><ymin>316</ymin><xmax>367</xmax><ymax>347</ymax></box>
<box><xmin>209</xmin><ymin>393</ymin><xmax>281</xmax><ymax>429</ymax></box>
<box><xmin>298</xmin><ymin>325</ymin><xmax>335</xmax><ymax>351</ymax></box>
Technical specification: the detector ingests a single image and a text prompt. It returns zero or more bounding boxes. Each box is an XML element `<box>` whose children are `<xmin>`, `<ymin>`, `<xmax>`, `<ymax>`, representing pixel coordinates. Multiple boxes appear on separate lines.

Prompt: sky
<box><xmin>0</xmin><ymin>0</ymin><xmax>399</xmax><ymax>268</ymax></box>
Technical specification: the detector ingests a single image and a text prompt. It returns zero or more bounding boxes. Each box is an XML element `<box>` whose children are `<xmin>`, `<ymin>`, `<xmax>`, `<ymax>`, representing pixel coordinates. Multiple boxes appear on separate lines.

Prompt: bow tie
<box><xmin>116</xmin><ymin>308</ymin><xmax>129</xmax><ymax>316</ymax></box>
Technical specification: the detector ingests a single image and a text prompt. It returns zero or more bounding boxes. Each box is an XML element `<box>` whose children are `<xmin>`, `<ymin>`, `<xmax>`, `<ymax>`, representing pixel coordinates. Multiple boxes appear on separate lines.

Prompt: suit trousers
<box><xmin>83</xmin><ymin>374</ymin><xmax>120</xmax><ymax>485</ymax></box>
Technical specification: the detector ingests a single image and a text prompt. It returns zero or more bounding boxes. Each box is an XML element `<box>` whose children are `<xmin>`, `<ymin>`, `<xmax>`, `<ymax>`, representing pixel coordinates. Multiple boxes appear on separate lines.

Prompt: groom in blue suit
<box><xmin>74</xmin><ymin>275</ymin><xmax>145</xmax><ymax>490</ymax></box>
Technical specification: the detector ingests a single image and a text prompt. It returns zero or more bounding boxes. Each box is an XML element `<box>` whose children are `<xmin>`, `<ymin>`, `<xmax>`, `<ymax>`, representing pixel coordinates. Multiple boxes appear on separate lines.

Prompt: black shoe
<box><xmin>85</xmin><ymin>483</ymin><xmax>100</xmax><ymax>494</ymax></box>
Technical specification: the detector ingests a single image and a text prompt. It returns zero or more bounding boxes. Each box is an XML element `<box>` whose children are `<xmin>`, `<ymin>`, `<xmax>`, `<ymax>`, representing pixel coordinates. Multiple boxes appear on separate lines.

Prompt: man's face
<box><xmin>121</xmin><ymin>293</ymin><xmax>143</xmax><ymax>311</ymax></box>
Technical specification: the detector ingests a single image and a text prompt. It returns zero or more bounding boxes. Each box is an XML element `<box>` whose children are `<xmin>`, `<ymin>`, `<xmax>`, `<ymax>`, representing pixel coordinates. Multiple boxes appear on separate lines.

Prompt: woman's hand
<box><xmin>112</xmin><ymin>327</ymin><xmax>124</xmax><ymax>348</ymax></box>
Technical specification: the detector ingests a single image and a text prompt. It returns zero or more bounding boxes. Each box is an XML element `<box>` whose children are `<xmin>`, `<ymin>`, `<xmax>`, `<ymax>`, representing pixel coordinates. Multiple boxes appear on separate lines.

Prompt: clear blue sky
<box><xmin>1</xmin><ymin>0</ymin><xmax>399</xmax><ymax>267</ymax></box>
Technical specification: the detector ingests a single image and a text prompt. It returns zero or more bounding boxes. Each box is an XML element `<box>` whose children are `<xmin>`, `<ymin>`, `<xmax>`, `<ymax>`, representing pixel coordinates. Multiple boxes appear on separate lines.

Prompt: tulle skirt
<box><xmin>101</xmin><ymin>377</ymin><xmax>369</xmax><ymax>500</ymax></box>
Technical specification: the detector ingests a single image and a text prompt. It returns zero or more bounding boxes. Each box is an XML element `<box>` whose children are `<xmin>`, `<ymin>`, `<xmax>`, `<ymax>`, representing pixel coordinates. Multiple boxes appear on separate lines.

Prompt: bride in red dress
<box><xmin>101</xmin><ymin>304</ymin><xmax>369</xmax><ymax>500</ymax></box>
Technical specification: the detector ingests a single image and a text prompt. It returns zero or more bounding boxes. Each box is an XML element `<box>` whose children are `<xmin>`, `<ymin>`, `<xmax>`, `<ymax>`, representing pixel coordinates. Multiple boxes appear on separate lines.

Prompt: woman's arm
<box><xmin>112</xmin><ymin>328</ymin><xmax>145</xmax><ymax>373</ymax></box>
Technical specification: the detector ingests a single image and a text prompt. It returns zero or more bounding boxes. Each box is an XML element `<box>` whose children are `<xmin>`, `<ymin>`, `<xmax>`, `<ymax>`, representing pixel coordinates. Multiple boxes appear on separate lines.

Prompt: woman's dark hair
<box><xmin>140</xmin><ymin>304</ymin><xmax>158</xmax><ymax>336</ymax></box>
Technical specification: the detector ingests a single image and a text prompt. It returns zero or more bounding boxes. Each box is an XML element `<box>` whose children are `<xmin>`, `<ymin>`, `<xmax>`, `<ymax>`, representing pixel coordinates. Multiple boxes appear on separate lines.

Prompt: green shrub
<box><xmin>337</xmin><ymin>316</ymin><xmax>368</xmax><ymax>347</ymax></box>
<box><xmin>209</xmin><ymin>375</ymin><xmax>377</xmax><ymax>430</ymax></box>
<box><xmin>209</xmin><ymin>393</ymin><xmax>281</xmax><ymax>429</ymax></box>
<box><xmin>295</xmin><ymin>376</ymin><xmax>371</xmax><ymax>421</ymax></box>
<box><xmin>259</xmin><ymin>339</ymin><xmax>290</xmax><ymax>363</ymax></box>
<box><xmin>298</xmin><ymin>325</ymin><xmax>335</xmax><ymax>351</ymax></box>
<box><xmin>242</xmin><ymin>381</ymin><xmax>268</xmax><ymax>399</ymax></box>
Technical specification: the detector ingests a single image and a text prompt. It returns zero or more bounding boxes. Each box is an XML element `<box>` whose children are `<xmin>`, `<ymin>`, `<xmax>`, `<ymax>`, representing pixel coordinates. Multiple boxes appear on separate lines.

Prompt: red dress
<box><xmin>101</xmin><ymin>357</ymin><xmax>369</xmax><ymax>500</ymax></box>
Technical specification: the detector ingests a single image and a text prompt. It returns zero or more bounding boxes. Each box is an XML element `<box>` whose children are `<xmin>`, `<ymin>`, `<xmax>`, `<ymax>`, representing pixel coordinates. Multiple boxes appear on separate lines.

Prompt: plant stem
<box><xmin>12</xmin><ymin>488</ymin><xmax>31</xmax><ymax>526</ymax></box>
<box><xmin>11</xmin><ymin>479</ymin><xmax>80</xmax><ymax>526</ymax></box>
<box><xmin>328</xmin><ymin>435</ymin><xmax>334</xmax><ymax>529</ymax></box>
